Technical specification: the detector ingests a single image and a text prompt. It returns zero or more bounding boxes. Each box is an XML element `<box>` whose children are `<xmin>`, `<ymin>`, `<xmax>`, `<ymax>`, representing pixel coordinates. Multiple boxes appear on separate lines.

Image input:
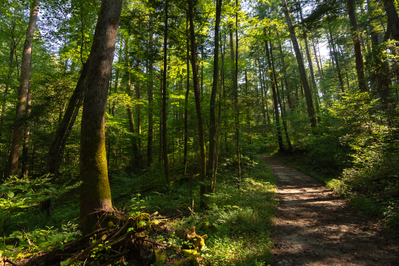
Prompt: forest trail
<box><xmin>259</xmin><ymin>156</ymin><xmax>399</xmax><ymax>266</ymax></box>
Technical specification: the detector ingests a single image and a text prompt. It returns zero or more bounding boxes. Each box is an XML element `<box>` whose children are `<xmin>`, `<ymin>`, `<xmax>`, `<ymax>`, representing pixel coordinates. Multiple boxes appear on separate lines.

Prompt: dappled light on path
<box><xmin>260</xmin><ymin>156</ymin><xmax>399</xmax><ymax>266</ymax></box>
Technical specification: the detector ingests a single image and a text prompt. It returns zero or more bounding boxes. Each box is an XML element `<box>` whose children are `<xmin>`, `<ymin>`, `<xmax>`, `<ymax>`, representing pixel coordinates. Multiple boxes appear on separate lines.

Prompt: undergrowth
<box><xmin>0</xmin><ymin>155</ymin><xmax>277</xmax><ymax>265</ymax></box>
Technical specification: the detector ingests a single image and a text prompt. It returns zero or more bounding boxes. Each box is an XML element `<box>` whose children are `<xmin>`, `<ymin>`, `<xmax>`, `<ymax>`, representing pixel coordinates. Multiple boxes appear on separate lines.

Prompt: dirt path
<box><xmin>260</xmin><ymin>156</ymin><xmax>399</xmax><ymax>266</ymax></box>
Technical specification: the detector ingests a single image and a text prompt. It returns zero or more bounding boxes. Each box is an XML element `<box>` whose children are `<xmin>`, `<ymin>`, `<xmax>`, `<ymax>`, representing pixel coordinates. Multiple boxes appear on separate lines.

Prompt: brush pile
<box><xmin>21</xmin><ymin>211</ymin><xmax>206</xmax><ymax>266</ymax></box>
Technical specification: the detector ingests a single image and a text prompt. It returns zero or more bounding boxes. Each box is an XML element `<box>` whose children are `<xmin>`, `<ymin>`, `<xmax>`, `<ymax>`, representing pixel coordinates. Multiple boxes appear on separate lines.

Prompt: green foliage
<box><xmin>182</xmin><ymin>157</ymin><xmax>277</xmax><ymax>265</ymax></box>
<box><xmin>1</xmin><ymin>222</ymin><xmax>81</xmax><ymax>260</ymax></box>
<box><xmin>0</xmin><ymin>175</ymin><xmax>82</xmax><ymax>259</ymax></box>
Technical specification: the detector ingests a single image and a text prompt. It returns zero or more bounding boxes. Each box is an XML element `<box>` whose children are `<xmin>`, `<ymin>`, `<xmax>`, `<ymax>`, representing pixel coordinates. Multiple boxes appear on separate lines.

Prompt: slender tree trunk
<box><xmin>213</xmin><ymin>31</ymin><xmax>224</xmax><ymax>192</ymax></box>
<box><xmin>278</xmin><ymin>42</ymin><xmax>294</xmax><ymax>111</ymax></box>
<box><xmin>184</xmin><ymin>16</ymin><xmax>190</xmax><ymax>175</ymax></box>
<box><xmin>188</xmin><ymin>2</ymin><xmax>207</xmax><ymax>208</ymax></box>
<box><xmin>79</xmin><ymin>0</ymin><xmax>122</xmax><ymax>234</ymax></box>
<box><xmin>281</xmin><ymin>0</ymin><xmax>317</xmax><ymax>129</ymax></box>
<box><xmin>147</xmin><ymin>21</ymin><xmax>154</xmax><ymax>167</ymax></box>
<box><xmin>162</xmin><ymin>0</ymin><xmax>170</xmax><ymax>190</ymax></box>
<box><xmin>371</xmin><ymin>22</ymin><xmax>391</xmax><ymax>109</ymax></box>
<box><xmin>312</xmin><ymin>40</ymin><xmax>324</xmax><ymax>81</ymax></box>
<box><xmin>7</xmin><ymin>0</ymin><xmax>39</xmax><ymax>177</ymax></box>
<box><xmin>258</xmin><ymin>61</ymin><xmax>267</xmax><ymax>125</ymax></box>
<box><xmin>265</xmin><ymin>39</ymin><xmax>285</xmax><ymax>151</ymax></box>
<box><xmin>235</xmin><ymin>0</ymin><xmax>241</xmax><ymax>184</ymax></box>
<box><xmin>208</xmin><ymin>0</ymin><xmax>222</xmax><ymax>192</ymax></box>
<box><xmin>21</xmin><ymin>83</ymin><xmax>31</xmax><ymax>177</ymax></box>
<box><xmin>328</xmin><ymin>28</ymin><xmax>345</xmax><ymax>93</ymax></box>
<box><xmin>125</xmin><ymin>38</ymin><xmax>140</xmax><ymax>169</ymax></box>
<box><xmin>347</xmin><ymin>0</ymin><xmax>368</xmax><ymax>92</ymax></box>
<box><xmin>46</xmin><ymin>61</ymin><xmax>88</xmax><ymax>177</ymax></box>
<box><xmin>270</xmin><ymin>39</ymin><xmax>290</xmax><ymax>150</ymax></box>
<box><xmin>0</xmin><ymin>38</ymin><xmax>17</xmax><ymax>138</ymax></box>
<box><xmin>298</xmin><ymin>7</ymin><xmax>321</xmax><ymax>120</ymax></box>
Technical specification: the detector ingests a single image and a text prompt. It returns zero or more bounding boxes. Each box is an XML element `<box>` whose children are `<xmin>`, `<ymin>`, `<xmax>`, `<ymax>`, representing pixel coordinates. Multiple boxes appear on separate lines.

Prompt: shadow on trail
<box><xmin>260</xmin><ymin>156</ymin><xmax>399</xmax><ymax>266</ymax></box>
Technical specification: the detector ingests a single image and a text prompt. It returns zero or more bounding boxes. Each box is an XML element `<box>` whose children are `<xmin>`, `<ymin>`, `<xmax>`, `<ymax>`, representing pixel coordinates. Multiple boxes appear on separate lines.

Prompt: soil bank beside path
<box><xmin>259</xmin><ymin>156</ymin><xmax>399</xmax><ymax>266</ymax></box>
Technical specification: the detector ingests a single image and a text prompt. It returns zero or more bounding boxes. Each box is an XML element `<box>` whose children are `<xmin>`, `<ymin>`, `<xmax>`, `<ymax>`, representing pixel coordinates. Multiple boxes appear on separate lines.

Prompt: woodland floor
<box><xmin>259</xmin><ymin>156</ymin><xmax>399</xmax><ymax>266</ymax></box>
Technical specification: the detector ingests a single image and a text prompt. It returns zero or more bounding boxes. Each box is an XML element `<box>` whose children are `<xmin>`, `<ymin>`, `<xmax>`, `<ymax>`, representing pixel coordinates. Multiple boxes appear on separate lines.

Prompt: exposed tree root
<box><xmin>20</xmin><ymin>210</ymin><xmax>205</xmax><ymax>266</ymax></box>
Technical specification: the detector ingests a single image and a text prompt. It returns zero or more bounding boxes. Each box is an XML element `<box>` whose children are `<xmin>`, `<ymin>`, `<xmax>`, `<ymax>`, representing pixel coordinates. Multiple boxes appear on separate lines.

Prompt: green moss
<box><xmin>135</xmin><ymin>213</ymin><xmax>151</xmax><ymax>230</ymax></box>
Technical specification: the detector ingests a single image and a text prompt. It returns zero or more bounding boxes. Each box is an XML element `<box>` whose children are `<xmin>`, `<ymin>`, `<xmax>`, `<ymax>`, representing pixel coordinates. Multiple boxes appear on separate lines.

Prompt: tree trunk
<box><xmin>281</xmin><ymin>0</ymin><xmax>317</xmax><ymax>128</ymax></box>
<box><xmin>125</xmin><ymin>38</ymin><xmax>141</xmax><ymax>169</ymax></box>
<box><xmin>162</xmin><ymin>0</ymin><xmax>170</xmax><ymax>189</ymax></box>
<box><xmin>213</xmin><ymin>31</ymin><xmax>224</xmax><ymax>192</ymax></box>
<box><xmin>147</xmin><ymin>20</ymin><xmax>154</xmax><ymax>167</ymax></box>
<box><xmin>265</xmin><ymin>39</ymin><xmax>285</xmax><ymax>151</ymax></box>
<box><xmin>383</xmin><ymin>0</ymin><xmax>399</xmax><ymax>41</ymax></box>
<box><xmin>235</xmin><ymin>0</ymin><xmax>241</xmax><ymax>184</ymax></box>
<box><xmin>271</xmin><ymin>40</ymin><xmax>291</xmax><ymax>150</ymax></box>
<box><xmin>298</xmin><ymin>6</ymin><xmax>321</xmax><ymax>120</ymax></box>
<box><xmin>22</xmin><ymin>84</ymin><xmax>31</xmax><ymax>177</ymax></box>
<box><xmin>188</xmin><ymin>2</ymin><xmax>207</xmax><ymax>208</ymax></box>
<box><xmin>312</xmin><ymin>40</ymin><xmax>324</xmax><ymax>82</ymax></box>
<box><xmin>7</xmin><ymin>0</ymin><xmax>39</xmax><ymax>177</ymax></box>
<box><xmin>208</xmin><ymin>0</ymin><xmax>222</xmax><ymax>192</ymax></box>
<box><xmin>79</xmin><ymin>0</ymin><xmax>122</xmax><ymax>234</ymax></box>
<box><xmin>0</xmin><ymin>37</ymin><xmax>17</xmax><ymax>138</ymax></box>
<box><xmin>184</xmin><ymin>15</ymin><xmax>190</xmax><ymax>175</ymax></box>
<box><xmin>347</xmin><ymin>0</ymin><xmax>368</xmax><ymax>92</ymax></box>
<box><xmin>328</xmin><ymin>28</ymin><xmax>345</xmax><ymax>93</ymax></box>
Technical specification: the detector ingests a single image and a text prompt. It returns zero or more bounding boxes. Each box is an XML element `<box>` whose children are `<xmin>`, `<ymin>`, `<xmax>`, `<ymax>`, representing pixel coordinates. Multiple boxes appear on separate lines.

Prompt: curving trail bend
<box><xmin>260</xmin><ymin>156</ymin><xmax>399</xmax><ymax>266</ymax></box>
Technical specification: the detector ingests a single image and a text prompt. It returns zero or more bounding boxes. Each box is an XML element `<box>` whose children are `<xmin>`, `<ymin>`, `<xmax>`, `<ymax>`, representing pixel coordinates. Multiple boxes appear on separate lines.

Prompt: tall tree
<box><xmin>188</xmin><ymin>0</ymin><xmax>207</xmax><ymax>208</ymax></box>
<box><xmin>79</xmin><ymin>0</ymin><xmax>122</xmax><ymax>233</ymax></box>
<box><xmin>281</xmin><ymin>0</ymin><xmax>317</xmax><ymax>128</ymax></box>
<box><xmin>347</xmin><ymin>0</ymin><xmax>367</xmax><ymax>92</ymax></box>
<box><xmin>208</xmin><ymin>0</ymin><xmax>222</xmax><ymax>190</ymax></box>
<box><xmin>7</xmin><ymin>0</ymin><xmax>39</xmax><ymax>177</ymax></box>
<box><xmin>162</xmin><ymin>0</ymin><xmax>170</xmax><ymax>190</ymax></box>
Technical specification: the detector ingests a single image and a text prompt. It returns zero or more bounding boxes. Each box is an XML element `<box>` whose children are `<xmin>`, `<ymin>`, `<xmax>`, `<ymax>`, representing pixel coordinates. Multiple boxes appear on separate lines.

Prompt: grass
<box><xmin>171</xmin><ymin>156</ymin><xmax>277</xmax><ymax>265</ymax></box>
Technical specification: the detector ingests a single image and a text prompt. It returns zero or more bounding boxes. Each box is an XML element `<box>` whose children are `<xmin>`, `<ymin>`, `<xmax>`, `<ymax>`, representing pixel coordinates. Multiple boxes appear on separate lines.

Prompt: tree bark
<box><xmin>208</xmin><ymin>0</ymin><xmax>222</xmax><ymax>191</ymax></box>
<box><xmin>162</xmin><ymin>0</ymin><xmax>170</xmax><ymax>189</ymax></box>
<box><xmin>235</xmin><ymin>0</ymin><xmax>241</xmax><ymax>184</ymax></box>
<box><xmin>328</xmin><ymin>28</ymin><xmax>345</xmax><ymax>93</ymax></box>
<box><xmin>147</xmin><ymin>20</ymin><xmax>154</xmax><ymax>167</ymax></box>
<box><xmin>7</xmin><ymin>0</ymin><xmax>39</xmax><ymax>177</ymax></box>
<box><xmin>46</xmin><ymin>61</ymin><xmax>88</xmax><ymax>177</ymax></box>
<box><xmin>265</xmin><ymin>39</ymin><xmax>285</xmax><ymax>151</ymax></box>
<box><xmin>383</xmin><ymin>0</ymin><xmax>399</xmax><ymax>41</ymax></box>
<box><xmin>21</xmin><ymin>83</ymin><xmax>31</xmax><ymax>177</ymax></box>
<box><xmin>79</xmin><ymin>0</ymin><xmax>122</xmax><ymax>233</ymax></box>
<box><xmin>281</xmin><ymin>0</ymin><xmax>317</xmax><ymax>128</ymax></box>
<box><xmin>188</xmin><ymin>2</ymin><xmax>207</xmax><ymax>208</ymax></box>
<box><xmin>184</xmin><ymin>15</ymin><xmax>190</xmax><ymax>175</ymax></box>
<box><xmin>0</xmin><ymin>35</ymin><xmax>18</xmax><ymax>138</ymax></box>
<box><xmin>347</xmin><ymin>0</ymin><xmax>368</xmax><ymax>92</ymax></box>
<box><xmin>270</xmin><ymin>40</ymin><xmax>292</xmax><ymax>151</ymax></box>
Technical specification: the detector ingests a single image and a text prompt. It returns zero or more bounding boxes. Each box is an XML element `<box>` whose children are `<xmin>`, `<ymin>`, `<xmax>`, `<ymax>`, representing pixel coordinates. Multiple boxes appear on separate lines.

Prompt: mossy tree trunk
<box><xmin>79</xmin><ymin>0</ymin><xmax>122</xmax><ymax>234</ymax></box>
